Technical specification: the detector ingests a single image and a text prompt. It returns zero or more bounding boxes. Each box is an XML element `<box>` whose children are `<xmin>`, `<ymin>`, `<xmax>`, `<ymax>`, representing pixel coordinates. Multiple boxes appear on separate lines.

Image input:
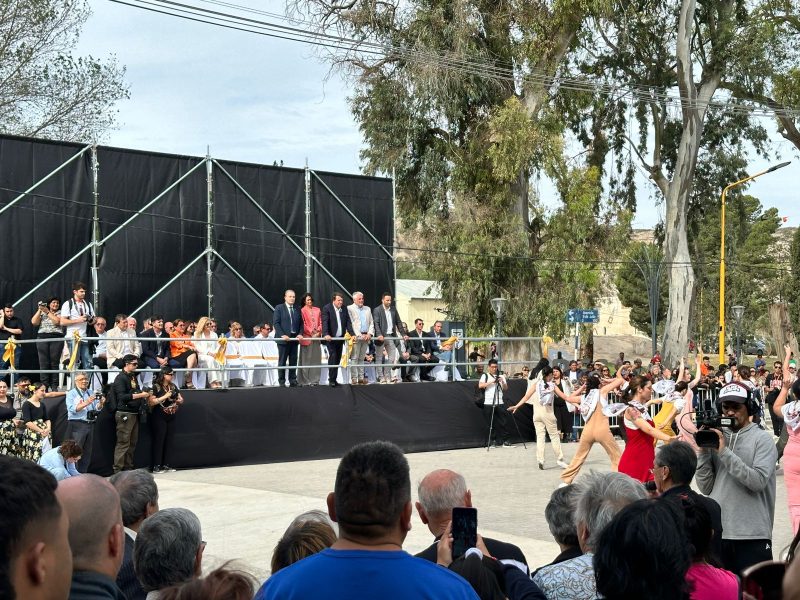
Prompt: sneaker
<box><xmin>162</xmin><ymin>465</ymin><xmax>177</xmax><ymax>473</ymax></box>
<box><xmin>538</xmin><ymin>462</ymin><xmax>544</xmax><ymax>470</ymax></box>
<box><xmin>151</xmin><ymin>466</ymin><xmax>164</xmax><ymax>474</ymax></box>
<box><xmin>557</xmin><ymin>459</ymin><xmax>569</xmax><ymax>469</ymax></box>
<box><xmin>502</xmin><ymin>441</ymin><xmax>513</xmax><ymax>447</ymax></box>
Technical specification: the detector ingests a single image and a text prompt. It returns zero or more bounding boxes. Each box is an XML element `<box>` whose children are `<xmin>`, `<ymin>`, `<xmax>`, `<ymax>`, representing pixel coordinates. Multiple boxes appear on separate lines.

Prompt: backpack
<box><xmin>473</xmin><ymin>375</ymin><xmax>486</xmax><ymax>408</ymax></box>
<box><xmin>105</xmin><ymin>384</ymin><xmax>117</xmax><ymax>414</ymax></box>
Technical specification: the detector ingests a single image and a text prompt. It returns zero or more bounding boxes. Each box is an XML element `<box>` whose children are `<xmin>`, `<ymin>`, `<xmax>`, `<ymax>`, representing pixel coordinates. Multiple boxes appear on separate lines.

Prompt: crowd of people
<box><xmin>0</xmin><ymin>283</ymin><xmax>465</xmax><ymax>392</ymax></box>
<box><xmin>3</xmin><ymin>436</ymin><xmax>799</xmax><ymax>600</ymax></box>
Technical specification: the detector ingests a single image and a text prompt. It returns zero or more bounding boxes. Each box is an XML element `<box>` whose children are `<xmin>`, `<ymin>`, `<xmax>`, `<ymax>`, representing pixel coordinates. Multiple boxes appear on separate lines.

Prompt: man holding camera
<box><xmin>112</xmin><ymin>355</ymin><xmax>151</xmax><ymax>474</ymax></box>
<box><xmin>695</xmin><ymin>381</ymin><xmax>777</xmax><ymax>576</ymax></box>
<box><xmin>65</xmin><ymin>372</ymin><xmax>104</xmax><ymax>473</ymax></box>
<box><xmin>61</xmin><ymin>282</ymin><xmax>96</xmax><ymax>370</ymax></box>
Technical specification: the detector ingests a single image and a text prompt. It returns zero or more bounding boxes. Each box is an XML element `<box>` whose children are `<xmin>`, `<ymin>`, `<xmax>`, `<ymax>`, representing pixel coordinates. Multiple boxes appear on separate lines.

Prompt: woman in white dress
<box><xmin>193</xmin><ymin>316</ymin><xmax>223</xmax><ymax>388</ymax></box>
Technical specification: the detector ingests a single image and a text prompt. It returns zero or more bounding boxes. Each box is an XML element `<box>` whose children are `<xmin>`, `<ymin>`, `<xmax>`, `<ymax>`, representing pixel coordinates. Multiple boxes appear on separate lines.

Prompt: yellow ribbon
<box><xmin>214</xmin><ymin>337</ymin><xmax>228</xmax><ymax>364</ymax></box>
<box><xmin>340</xmin><ymin>332</ymin><xmax>354</xmax><ymax>368</ymax></box>
<box><xmin>2</xmin><ymin>339</ymin><xmax>16</xmax><ymax>370</ymax></box>
<box><xmin>66</xmin><ymin>331</ymin><xmax>82</xmax><ymax>371</ymax></box>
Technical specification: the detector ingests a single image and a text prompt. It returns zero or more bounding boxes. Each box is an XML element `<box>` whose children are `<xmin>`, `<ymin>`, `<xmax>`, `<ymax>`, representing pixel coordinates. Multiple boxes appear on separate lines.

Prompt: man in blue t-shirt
<box><xmin>255</xmin><ymin>441</ymin><xmax>478</xmax><ymax>600</ymax></box>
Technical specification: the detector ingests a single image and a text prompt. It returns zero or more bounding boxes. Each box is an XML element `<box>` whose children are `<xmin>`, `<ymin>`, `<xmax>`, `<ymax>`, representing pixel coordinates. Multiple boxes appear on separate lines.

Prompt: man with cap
<box><xmin>695</xmin><ymin>381</ymin><xmax>778</xmax><ymax>576</ymax></box>
<box><xmin>112</xmin><ymin>355</ymin><xmax>151</xmax><ymax>474</ymax></box>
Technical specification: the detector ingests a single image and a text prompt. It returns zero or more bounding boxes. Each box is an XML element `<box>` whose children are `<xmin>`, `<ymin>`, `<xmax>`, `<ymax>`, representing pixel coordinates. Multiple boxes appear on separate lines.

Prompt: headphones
<box><xmin>716</xmin><ymin>382</ymin><xmax>758</xmax><ymax>416</ymax></box>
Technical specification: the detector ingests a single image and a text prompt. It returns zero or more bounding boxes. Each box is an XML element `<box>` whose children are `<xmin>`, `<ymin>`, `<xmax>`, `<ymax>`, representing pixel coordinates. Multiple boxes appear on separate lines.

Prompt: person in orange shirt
<box><xmin>699</xmin><ymin>355</ymin><xmax>714</xmax><ymax>378</ymax></box>
<box><xmin>169</xmin><ymin>319</ymin><xmax>198</xmax><ymax>389</ymax></box>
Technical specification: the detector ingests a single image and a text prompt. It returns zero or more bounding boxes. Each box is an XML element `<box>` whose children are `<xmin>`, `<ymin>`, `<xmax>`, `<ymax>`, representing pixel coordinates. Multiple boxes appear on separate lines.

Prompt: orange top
<box><xmin>170</xmin><ymin>331</ymin><xmax>196</xmax><ymax>358</ymax></box>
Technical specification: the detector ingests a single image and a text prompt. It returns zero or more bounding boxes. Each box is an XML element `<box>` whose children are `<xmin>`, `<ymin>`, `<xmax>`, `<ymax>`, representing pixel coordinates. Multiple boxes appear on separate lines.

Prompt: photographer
<box><xmin>31</xmin><ymin>297</ymin><xmax>63</xmax><ymax>391</ymax></box>
<box><xmin>478</xmin><ymin>359</ymin><xmax>511</xmax><ymax>447</ymax></box>
<box><xmin>148</xmin><ymin>366</ymin><xmax>184</xmax><ymax>473</ymax></box>
<box><xmin>695</xmin><ymin>381</ymin><xmax>778</xmax><ymax>576</ymax></box>
<box><xmin>60</xmin><ymin>281</ymin><xmax>97</xmax><ymax>370</ymax></box>
<box><xmin>65</xmin><ymin>371</ymin><xmax>104</xmax><ymax>473</ymax></box>
<box><xmin>113</xmin><ymin>354</ymin><xmax>152</xmax><ymax>474</ymax></box>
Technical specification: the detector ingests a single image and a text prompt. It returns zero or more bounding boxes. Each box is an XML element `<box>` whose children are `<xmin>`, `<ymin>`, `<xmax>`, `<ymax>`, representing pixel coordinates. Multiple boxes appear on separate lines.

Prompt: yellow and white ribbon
<box><xmin>2</xmin><ymin>339</ymin><xmax>17</xmax><ymax>370</ymax></box>
<box><xmin>66</xmin><ymin>331</ymin><xmax>82</xmax><ymax>371</ymax></box>
<box><xmin>340</xmin><ymin>332</ymin><xmax>354</xmax><ymax>368</ymax></box>
<box><xmin>214</xmin><ymin>337</ymin><xmax>228</xmax><ymax>364</ymax></box>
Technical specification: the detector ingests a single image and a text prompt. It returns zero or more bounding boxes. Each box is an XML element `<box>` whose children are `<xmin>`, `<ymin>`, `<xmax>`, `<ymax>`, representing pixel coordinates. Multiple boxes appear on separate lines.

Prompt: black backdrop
<box><xmin>0</xmin><ymin>135</ymin><xmax>393</xmax><ymax>373</ymax></box>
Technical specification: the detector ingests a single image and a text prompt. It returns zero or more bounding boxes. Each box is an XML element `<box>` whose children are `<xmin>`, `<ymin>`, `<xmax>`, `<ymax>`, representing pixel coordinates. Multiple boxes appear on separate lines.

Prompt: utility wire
<box><xmin>108</xmin><ymin>0</ymin><xmax>800</xmax><ymax>119</ymax></box>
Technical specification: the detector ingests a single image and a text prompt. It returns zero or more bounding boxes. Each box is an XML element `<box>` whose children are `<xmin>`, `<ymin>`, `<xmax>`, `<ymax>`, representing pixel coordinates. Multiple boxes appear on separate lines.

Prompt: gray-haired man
<box><xmin>134</xmin><ymin>508</ymin><xmax>204</xmax><ymax>597</ymax></box>
<box><xmin>533</xmin><ymin>472</ymin><xmax>647</xmax><ymax>600</ymax></box>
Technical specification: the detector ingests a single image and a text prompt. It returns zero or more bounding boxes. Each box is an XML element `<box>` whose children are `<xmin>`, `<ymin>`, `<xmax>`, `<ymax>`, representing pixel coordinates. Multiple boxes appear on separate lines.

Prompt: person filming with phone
<box><xmin>695</xmin><ymin>381</ymin><xmax>778</xmax><ymax>577</ymax></box>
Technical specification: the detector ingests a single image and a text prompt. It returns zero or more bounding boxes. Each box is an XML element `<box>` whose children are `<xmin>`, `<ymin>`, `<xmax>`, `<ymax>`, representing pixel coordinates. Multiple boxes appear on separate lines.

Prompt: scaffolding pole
<box><xmin>392</xmin><ymin>167</ymin><xmax>397</xmax><ymax>294</ymax></box>
<box><xmin>304</xmin><ymin>159</ymin><xmax>312</xmax><ymax>294</ymax></box>
<box><xmin>128</xmin><ymin>252</ymin><xmax>208</xmax><ymax>318</ymax></box>
<box><xmin>213</xmin><ymin>160</ymin><xmax>351</xmax><ymax>296</ymax></box>
<box><xmin>91</xmin><ymin>145</ymin><xmax>101</xmax><ymax>312</ymax></box>
<box><xmin>14</xmin><ymin>158</ymin><xmax>207</xmax><ymax>307</ymax></box>
<box><xmin>206</xmin><ymin>147</ymin><xmax>214</xmax><ymax>318</ymax></box>
<box><xmin>310</xmin><ymin>170</ymin><xmax>393</xmax><ymax>260</ymax></box>
<box><xmin>212</xmin><ymin>251</ymin><xmax>275</xmax><ymax>311</ymax></box>
<box><xmin>0</xmin><ymin>144</ymin><xmax>92</xmax><ymax>218</ymax></box>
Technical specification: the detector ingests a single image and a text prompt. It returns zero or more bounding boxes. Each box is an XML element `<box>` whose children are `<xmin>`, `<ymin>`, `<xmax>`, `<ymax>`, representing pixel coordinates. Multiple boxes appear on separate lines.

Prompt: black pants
<box><xmin>37</xmin><ymin>334</ymin><xmax>63</xmax><ymax>391</ymax></box>
<box><xmin>326</xmin><ymin>341</ymin><xmax>344</xmax><ymax>383</ymax></box>
<box><xmin>721</xmin><ymin>538</ymin><xmax>773</xmax><ymax>577</ymax></box>
<box><xmin>768</xmin><ymin>402</ymin><xmax>784</xmax><ymax>437</ymax></box>
<box><xmin>278</xmin><ymin>341</ymin><xmax>299</xmax><ymax>384</ymax></box>
<box><xmin>92</xmin><ymin>356</ymin><xmax>108</xmax><ymax>387</ymax></box>
<box><xmin>481</xmin><ymin>403</ymin><xmax>510</xmax><ymax>444</ymax></box>
<box><xmin>65</xmin><ymin>420</ymin><xmax>94</xmax><ymax>473</ymax></box>
<box><xmin>150</xmin><ymin>408</ymin><xmax>176</xmax><ymax>468</ymax></box>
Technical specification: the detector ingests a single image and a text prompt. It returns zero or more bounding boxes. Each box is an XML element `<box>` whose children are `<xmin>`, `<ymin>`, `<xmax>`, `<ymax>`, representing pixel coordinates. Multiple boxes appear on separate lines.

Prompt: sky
<box><xmin>77</xmin><ymin>0</ymin><xmax>800</xmax><ymax>230</ymax></box>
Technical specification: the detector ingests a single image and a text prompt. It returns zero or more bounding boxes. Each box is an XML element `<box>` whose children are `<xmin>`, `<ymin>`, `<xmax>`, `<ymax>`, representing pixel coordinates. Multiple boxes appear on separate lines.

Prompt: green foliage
<box><xmin>615</xmin><ymin>243</ymin><xmax>667</xmax><ymax>334</ymax></box>
<box><xmin>0</xmin><ymin>0</ymin><xmax>128</xmax><ymax>141</ymax></box>
<box><xmin>788</xmin><ymin>227</ymin><xmax>800</xmax><ymax>338</ymax></box>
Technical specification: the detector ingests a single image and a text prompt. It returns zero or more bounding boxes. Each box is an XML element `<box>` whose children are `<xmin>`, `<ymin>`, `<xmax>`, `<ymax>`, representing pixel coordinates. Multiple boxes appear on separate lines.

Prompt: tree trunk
<box><xmin>768</xmin><ymin>303</ymin><xmax>799</xmax><ymax>360</ymax></box>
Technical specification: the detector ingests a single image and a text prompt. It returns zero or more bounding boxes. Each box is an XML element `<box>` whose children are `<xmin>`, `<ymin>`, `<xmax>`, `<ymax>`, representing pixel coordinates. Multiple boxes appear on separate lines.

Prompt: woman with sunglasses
<box><xmin>148</xmin><ymin>366</ymin><xmax>184</xmax><ymax>473</ymax></box>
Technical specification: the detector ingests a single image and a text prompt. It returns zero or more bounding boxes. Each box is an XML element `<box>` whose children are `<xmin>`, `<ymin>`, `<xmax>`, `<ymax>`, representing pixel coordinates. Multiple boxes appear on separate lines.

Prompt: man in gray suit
<box><xmin>347</xmin><ymin>291</ymin><xmax>374</xmax><ymax>385</ymax></box>
<box><xmin>372</xmin><ymin>293</ymin><xmax>409</xmax><ymax>384</ymax></box>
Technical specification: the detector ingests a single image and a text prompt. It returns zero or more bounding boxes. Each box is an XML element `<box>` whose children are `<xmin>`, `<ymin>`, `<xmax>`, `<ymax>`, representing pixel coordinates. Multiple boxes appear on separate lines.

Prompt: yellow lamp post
<box><xmin>718</xmin><ymin>161</ymin><xmax>791</xmax><ymax>364</ymax></box>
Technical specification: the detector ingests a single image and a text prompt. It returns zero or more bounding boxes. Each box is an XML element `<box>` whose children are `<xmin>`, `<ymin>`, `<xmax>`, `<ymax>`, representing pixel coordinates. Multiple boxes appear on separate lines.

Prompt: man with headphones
<box><xmin>695</xmin><ymin>381</ymin><xmax>778</xmax><ymax>577</ymax></box>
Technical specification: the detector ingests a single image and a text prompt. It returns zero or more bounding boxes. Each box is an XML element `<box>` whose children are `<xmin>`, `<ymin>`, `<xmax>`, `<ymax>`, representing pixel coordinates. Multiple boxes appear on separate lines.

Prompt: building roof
<box><xmin>395</xmin><ymin>279</ymin><xmax>442</xmax><ymax>300</ymax></box>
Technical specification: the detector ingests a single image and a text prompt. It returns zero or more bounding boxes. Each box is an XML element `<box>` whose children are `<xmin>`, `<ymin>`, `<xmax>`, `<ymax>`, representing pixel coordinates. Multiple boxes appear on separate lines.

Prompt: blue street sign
<box><xmin>567</xmin><ymin>309</ymin><xmax>599</xmax><ymax>324</ymax></box>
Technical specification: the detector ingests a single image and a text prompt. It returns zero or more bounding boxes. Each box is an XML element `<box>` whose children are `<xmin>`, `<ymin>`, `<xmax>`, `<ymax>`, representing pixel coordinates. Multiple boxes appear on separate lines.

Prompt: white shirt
<box><xmin>537</xmin><ymin>380</ymin><xmax>555</xmax><ymax>406</ymax></box>
<box><xmin>94</xmin><ymin>332</ymin><xmax>107</xmax><ymax>357</ymax></box>
<box><xmin>61</xmin><ymin>298</ymin><xmax>93</xmax><ymax>336</ymax></box>
<box><xmin>481</xmin><ymin>373</ymin><xmax>505</xmax><ymax>405</ymax></box>
<box><xmin>384</xmin><ymin>307</ymin><xmax>394</xmax><ymax>335</ymax></box>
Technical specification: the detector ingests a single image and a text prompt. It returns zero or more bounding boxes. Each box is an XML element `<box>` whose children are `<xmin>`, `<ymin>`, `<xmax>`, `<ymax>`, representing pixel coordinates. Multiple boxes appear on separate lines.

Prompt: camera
<box><xmin>38</xmin><ymin>301</ymin><xmax>47</xmax><ymax>308</ymax></box>
<box><xmin>86</xmin><ymin>409</ymin><xmax>99</xmax><ymax>423</ymax></box>
<box><xmin>86</xmin><ymin>315</ymin><xmax>97</xmax><ymax>325</ymax></box>
<box><xmin>169</xmin><ymin>389</ymin><xmax>179</xmax><ymax>401</ymax></box>
<box><xmin>693</xmin><ymin>396</ymin><xmax>734</xmax><ymax>449</ymax></box>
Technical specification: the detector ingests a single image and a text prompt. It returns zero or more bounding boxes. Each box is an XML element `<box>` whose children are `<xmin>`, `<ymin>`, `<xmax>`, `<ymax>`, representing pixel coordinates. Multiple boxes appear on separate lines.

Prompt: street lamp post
<box><xmin>490</xmin><ymin>297</ymin><xmax>507</xmax><ymax>367</ymax></box>
<box><xmin>732</xmin><ymin>305</ymin><xmax>745</xmax><ymax>365</ymax></box>
<box><xmin>718</xmin><ymin>161</ymin><xmax>791</xmax><ymax>364</ymax></box>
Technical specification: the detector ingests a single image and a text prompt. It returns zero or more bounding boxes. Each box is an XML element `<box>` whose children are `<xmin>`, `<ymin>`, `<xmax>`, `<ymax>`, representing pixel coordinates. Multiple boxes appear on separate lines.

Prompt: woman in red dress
<box><xmin>617</xmin><ymin>376</ymin><xmax>675</xmax><ymax>482</ymax></box>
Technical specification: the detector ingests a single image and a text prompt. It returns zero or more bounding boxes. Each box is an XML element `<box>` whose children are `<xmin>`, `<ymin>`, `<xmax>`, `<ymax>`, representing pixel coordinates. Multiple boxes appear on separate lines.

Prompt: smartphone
<box><xmin>451</xmin><ymin>507</ymin><xmax>478</xmax><ymax>559</ymax></box>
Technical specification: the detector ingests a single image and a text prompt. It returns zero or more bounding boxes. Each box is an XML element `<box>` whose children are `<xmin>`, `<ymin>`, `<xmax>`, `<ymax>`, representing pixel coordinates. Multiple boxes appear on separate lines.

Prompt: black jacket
<box><xmin>116</xmin><ymin>532</ymin><xmax>146</xmax><ymax>600</ymax></box>
<box><xmin>69</xmin><ymin>570</ymin><xmax>127</xmax><ymax>600</ymax></box>
<box><xmin>112</xmin><ymin>371</ymin><xmax>142</xmax><ymax>414</ymax></box>
<box><xmin>407</xmin><ymin>330</ymin><xmax>432</xmax><ymax>357</ymax></box>
<box><xmin>416</xmin><ymin>535</ymin><xmax>528</xmax><ymax>572</ymax></box>
<box><xmin>140</xmin><ymin>329</ymin><xmax>170</xmax><ymax>361</ymax></box>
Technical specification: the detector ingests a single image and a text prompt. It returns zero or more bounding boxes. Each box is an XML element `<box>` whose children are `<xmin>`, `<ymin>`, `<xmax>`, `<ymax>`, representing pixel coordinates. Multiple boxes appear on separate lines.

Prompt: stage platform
<box><xmin>45</xmin><ymin>380</ymin><xmax>535</xmax><ymax>476</ymax></box>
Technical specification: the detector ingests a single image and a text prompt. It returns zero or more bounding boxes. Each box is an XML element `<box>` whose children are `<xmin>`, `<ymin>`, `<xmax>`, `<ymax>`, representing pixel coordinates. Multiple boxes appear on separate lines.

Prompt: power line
<box><xmin>107</xmin><ymin>0</ymin><xmax>800</xmax><ymax>119</ymax></box>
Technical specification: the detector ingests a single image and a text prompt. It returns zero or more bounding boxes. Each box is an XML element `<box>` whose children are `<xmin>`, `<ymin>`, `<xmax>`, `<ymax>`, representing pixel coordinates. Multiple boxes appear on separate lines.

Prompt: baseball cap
<box><xmin>790</xmin><ymin>360</ymin><xmax>797</xmax><ymax>369</ymax></box>
<box><xmin>718</xmin><ymin>382</ymin><xmax>749</xmax><ymax>404</ymax></box>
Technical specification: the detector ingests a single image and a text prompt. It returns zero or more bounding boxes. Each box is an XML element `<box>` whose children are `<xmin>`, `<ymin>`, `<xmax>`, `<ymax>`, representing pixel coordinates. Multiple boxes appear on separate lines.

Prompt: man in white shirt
<box><xmin>60</xmin><ymin>281</ymin><xmax>96</xmax><ymax>370</ymax></box>
<box><xmin>347</xmin><ymin>291</ymin><xmax>374</xmax><ymax>385</ymax></box>
<box><xmin>478</xmin><ymin>359</ymin><xmax>511</xmax><ymax>447</ymax></box>
<box><xmin>91</xmin><ymin>317</ymin><xmax>109</xmax><ymax>387</ymax></box>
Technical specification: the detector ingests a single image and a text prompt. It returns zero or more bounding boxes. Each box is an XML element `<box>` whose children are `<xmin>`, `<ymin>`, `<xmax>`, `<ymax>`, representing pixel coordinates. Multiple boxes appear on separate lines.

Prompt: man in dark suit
<box><xmin>140</xmin><ymin>315</ymin><xmax>171</xmax><ymax>371</ymax></box>
<box><xmin>406</xmin><ymin>318</ymin><xmax>437</xmax><ymax>382</ymax></box>
<box><xmin>322</xmin><ymin>292</ymin><xmax>354</xmax><ymax>387</ymax></box>
<box><xmin>415</xmin><ymin>469</ymin><xmax>528</xmax><ymax>573</ymax></box>
<box><xmin>110</xmin><ymin>469</ymin><xmax>159</xmax><ymax>600</ymax></box>
<box><xmin>273</xmin><ymin>289</ymin><xmax>303</xmax><ymax>387</ymax></box>
<box><xmin>372</xmin><ymin>292</ymin><xmax>408</xmax><ymax>384</ymax></box>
